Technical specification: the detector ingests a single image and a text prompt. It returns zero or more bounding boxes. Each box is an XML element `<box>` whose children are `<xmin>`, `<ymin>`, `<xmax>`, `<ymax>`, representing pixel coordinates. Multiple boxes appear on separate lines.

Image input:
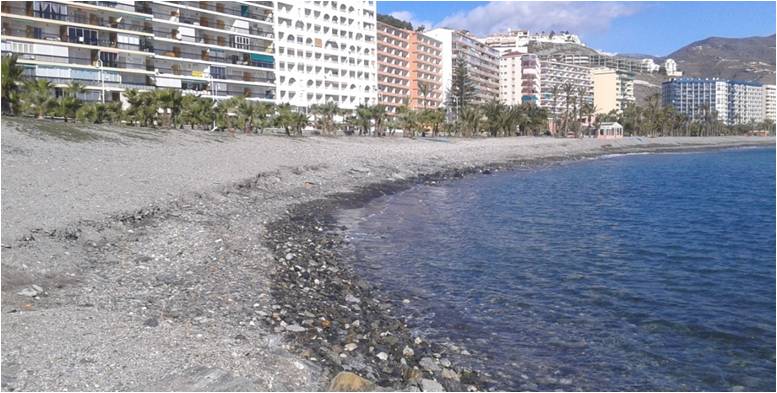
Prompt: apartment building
<box><xmin>375</xmin><ymin>21</ymin><xmax>409</xmax><ymax>113</ymax></box>
<box><xmin>592</xmin><ymin>68</ymin><xmax>635</xmax><ymax>114</ymax></box>
<box><xmin>662</xmin><ymin>78</ymin><xmax>774</xmax><ymax>126</ymax></box>
<box><xmin>408</xmin><ymin>30</ymin><xmax>442</xmax><ymax>109</ymax></box>
<box><xmin>664</xmin><ymin>58</ymin><xmax>682</xmax><ymax>77</ymax></box>
<box><xmin>1</xmin><ymin>1</ymin><xmax>277</xmax><ymax>102</ymax></box>
<box><xmin>273</xmin><ymin>0</ymin><xmax>378</xmax><ymax>110</ymax></box>
<box><xmin>426</xmin><ymin>28</ymin><xmax>499</xmax><ymax>106</ymax></box>
<box><xmin>499</xmin><ymin>50</ymin><xmax>523</xmax><ymax>105</ymax></box>
<box><xmin>520</xmin><ymin>53</ymin><xmax>541</xmax><ymax>105</ymax></box>
<box><xmin>763</xmin><ymin>84</ymin><xmax>776</xmax><ymax>123</ymax></box>
<box><xmin>539</xmin><ymin>60</ymin><xmax>593</xmax><ymax>118</ymax></box>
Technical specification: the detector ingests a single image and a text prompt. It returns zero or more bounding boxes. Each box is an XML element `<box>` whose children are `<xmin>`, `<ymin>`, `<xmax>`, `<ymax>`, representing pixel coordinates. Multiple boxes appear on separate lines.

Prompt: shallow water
<box><xmin>337</xmin><ymin>147</ymin><xmax>776</xmax><ymax>391</ymax></box>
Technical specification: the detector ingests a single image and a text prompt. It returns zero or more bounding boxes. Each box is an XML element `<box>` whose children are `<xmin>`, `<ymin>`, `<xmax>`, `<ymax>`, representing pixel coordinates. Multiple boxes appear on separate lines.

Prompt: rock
<box><xmin>328</xmin><ymin>371</ymin><xmax>374</xmax><ymax>392</ymax></box>
<box><xmin>420</xmin><ymin>379</ymin><xmax>444</xmax><ymax>392</ymax></box>
<box><xmin>376</xmin><ymin>352</ymin><xmax>388</xmax><ymax>361</ymax></box>
<box><xmin>345</xmin><ymin>294</ymin><xmax>360</xmax><ymax>304</ymax></box>
<box><xmin>16</xmin><ymin>287</ymin><xmax>39</xmax><ymax>297</ymax></box>
<box><xmin>419</xmin><ymin>357</ymin><xmax>441</xmax><ymax>372</ymax></box>
<box><xmin>285</xmin><ymin>253</ymin><xmax>294</xmax><ymax>260</ymax></box>
<box><xmin>439</xmin><ymin>358</ymin><xmax>451</xmax><ymax>368</ymax></box>
<box><xmin>402</xmin><ymin>346</ymin><xmax>414</xmax><ymax>357</ymax></box>
<box><xmin>31</xmin><ymin>285</ymin><xmax>43</xmax><ymax>293</ymax></box>
<box><xmin>143</xmin><ymin>318</ymin><xmax>159</xmax><ymax>327</ymax></box>
<box><xmin>344</xmin><ymin>343</ymin><xmax>358</xmax><ymax>352</ymax></box>
<box><xmin>441</xmin><ymin>369</ymin><xmax>460</xmax><ymax>381</ymax></box>
<box><xmin>285</xmin><ymin>324</ymin><xmax>306</xmax><ymax>333</ymax></box>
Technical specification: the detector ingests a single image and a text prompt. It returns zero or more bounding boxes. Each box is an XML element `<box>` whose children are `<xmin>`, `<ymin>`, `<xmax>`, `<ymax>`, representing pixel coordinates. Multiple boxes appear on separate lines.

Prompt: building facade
<box><xmin>375</xmin><ymin>20</ymin><xmax>409</xmax><ymax>113</ymax></box>
<box><xmin>661</xmin><ymin>78</ymin><xmax>770</xmax><ymax>125</ymax></box>
<box><xmin>498</xmin><ymin>50</ymin><xmax>523</xmax><ymax>105</ymax></box>
<box><xmin>426</xmin><ymin>28</ymin><xmax>499</xmax><ymax>106</ymax></box>
<box><xmin>592</xmin><ymin>67</ymin><xmax>634</xmax><ymax>114</ymax></box>
<box><xmin>664</xmin><ymin>58</ymin><xmax>682</xmax><ymax>77</ymax></box>
<box><xmin>1</xmin><ymin>1</ymin><xmax>277</xmax><ymax>103</ymax></box>
<box><xmin>520</xmin><ymin>54</ymin><xmax>541</xmax><ymax>105</ymax></box>
<box><xmin>763</xmin><ymin>84</ymin><xmax>776</xmax><ymax>123</ymax></box>
<box><xmin>408</xmin><ymin>30</ymin><xmax>442</xmax><ymax>110</ymax></box>
<box><xmin>273</xmin><ymin>0</ymin><xmax>378</xmax><ymax>110</ymax></box>
<box><xmin>538</xmin><ymin>60</ymin><xmax>593</xmax><ymax>118</ymax></box>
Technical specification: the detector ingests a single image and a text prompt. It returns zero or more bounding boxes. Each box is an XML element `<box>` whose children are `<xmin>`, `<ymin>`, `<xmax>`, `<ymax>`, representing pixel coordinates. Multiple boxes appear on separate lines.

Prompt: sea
<box><xmin>336</xmin><ymin>147</ymin><xmax>776</xmax><ymax>391</ymax></box>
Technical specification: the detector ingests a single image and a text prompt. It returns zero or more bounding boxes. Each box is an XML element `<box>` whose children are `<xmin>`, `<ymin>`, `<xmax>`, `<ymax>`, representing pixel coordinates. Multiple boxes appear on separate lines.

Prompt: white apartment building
<box><xmin>661</xmin><ymin>78</ymin><xmax>772</xmax><ymax>125</ymax></box>
<box><xmin>499</xmin><ymin>50</ymin><xmax>523</xmax><ymax>105</ymax></box>
<box><xmin>539</xmin><ymin>60</ymin><xmax>593</xmax><ymax>118</ymax></box>
<box><xmin>664</xmin><ymin>58</ymin><xmax>682</xmax><ymax>77</ymax></box>
<box><xmin>1</xmin><ymin>1</ymin><xmax>277</xmax><ymax>102</ymax></box>
<box><xmin>762</xmin><ymin>84</ymin><xmax>776</xmax><ymax>123</ymax></box>
<box><xmin>273</xmin><ymin>0</ymin><xmax>378</xmax><ymax>110</ymax></box>
<box><xmin>481</xmin><ymin>29</ymin><xmax>582</xmax><ymax>54</ymax></box>
<box><xmin>592</xmin><ymin>68</ymin><xmax>634</xmax><ymax>114</ymax></box>
<box><xmin>727</xmin><ymin>80</ymin><xmax>764</xmax><ymax>125</ymax></box>
<box><xmin>641</xmin><ymin>58</ymin><xmax>660</xmax><ymax>73</ymax></box>
<box><xmin>426</xmin><ymin>28</ymin><xmax>499</xmax><ymax>106</ymax></box>
<box><xmin>520</xmin><ymin>54</ymin><xmax>541</xmax><ymax>105</ymax></box>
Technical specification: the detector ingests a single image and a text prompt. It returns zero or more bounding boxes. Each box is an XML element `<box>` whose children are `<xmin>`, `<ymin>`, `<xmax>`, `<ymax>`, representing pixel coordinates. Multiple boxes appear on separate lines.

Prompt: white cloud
<box><xmin>435</xmin><ymin>1</ymin><xmax>639</xmax><ymax>36</ymax></box>
<box><xmin>389</xmin><ymin>10</ymin><xmax>435</xmax><ymax>31</ymax></box>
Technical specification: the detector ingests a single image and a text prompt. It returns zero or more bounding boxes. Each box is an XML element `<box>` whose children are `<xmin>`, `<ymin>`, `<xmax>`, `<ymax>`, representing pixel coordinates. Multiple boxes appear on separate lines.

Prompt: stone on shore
<box><xmin>420</xmin><ymin>379</ymin><xmax>444</xmax><ymax>392</ymax></box>
<box><xmin>328</xmin><ymin>371</ymin><xmax>374</xmax><ymax>392</ymax></box>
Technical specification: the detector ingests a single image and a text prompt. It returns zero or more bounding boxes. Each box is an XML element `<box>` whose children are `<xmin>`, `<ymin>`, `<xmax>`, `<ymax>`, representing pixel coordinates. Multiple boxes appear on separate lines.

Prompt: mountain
<box><xmin>665</xmin><ymin>35</ymin><xmax>776</xmax><ymax>84</ymax></box>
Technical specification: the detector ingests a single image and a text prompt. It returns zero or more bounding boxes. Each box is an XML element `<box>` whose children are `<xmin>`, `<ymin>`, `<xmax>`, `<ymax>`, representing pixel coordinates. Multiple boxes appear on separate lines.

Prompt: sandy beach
<box><xmin>1</xmin><ymin>117</ymin><xmax>773</xmax><ymax>391</ymax></box>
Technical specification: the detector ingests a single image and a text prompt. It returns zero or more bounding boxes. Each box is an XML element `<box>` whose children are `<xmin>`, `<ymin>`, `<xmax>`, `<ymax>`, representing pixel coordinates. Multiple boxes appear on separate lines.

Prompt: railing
<box><xmin>172</xmin><ymin>15</ymin><xmax>274</xmax><ymax>38</ymax></box>
<box><xmin>11</xmin><ymin>52</ymin><xmax>149</xmax><ymax>71</ymax></box>
<box><xmin>156</xmin><ymin>68</ymin><xmax>275</xmax><ymax>84</ymax></box>
<box><xmin>152</xmin><ymin>30</ymin><xmax>272</xmax><ymax>52</ymax></box>
<box><xmin>159</xmin><ymin>1</ymin><xmax>273</xmax><ymax>22</ymax></box>
<box><xmin>2</xmin><ymin>28</ymin><xmax>153</xmax><ymax>52</ymax></box>
<box><xmin>153</xmin><ymin>48</ymin><xmax>274</xmax><ymax>69</ymax></box>
<box><xmin>29</xmin><ymin>76</ymin><xmax>154</xmax><ymax>90</ymax></box>
<box><xmin>20</xmin><ymin>10</ymin><xmax>154</xmax><ymax>33</ymax></box>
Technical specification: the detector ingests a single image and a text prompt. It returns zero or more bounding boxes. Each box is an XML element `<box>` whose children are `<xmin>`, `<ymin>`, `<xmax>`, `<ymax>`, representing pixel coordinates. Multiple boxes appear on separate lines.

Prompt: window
<box><xmin>99</xmin><ymin>52</ymin><xmax>117</xmax><ymax>67</ymax></box>
<box><xmin>68</xmin><ymin>27</ymin><xmax>98</xmax><ymax>45</ymax></box>
<box><xmin>34</xmin><ymin>1</ymin><xmax>67</xmax><ymax>20</ymax></box>
<box><xmin>211</xmin><ymin>66</ymin><xmax>226</xmax><ymax>80</ymax></box>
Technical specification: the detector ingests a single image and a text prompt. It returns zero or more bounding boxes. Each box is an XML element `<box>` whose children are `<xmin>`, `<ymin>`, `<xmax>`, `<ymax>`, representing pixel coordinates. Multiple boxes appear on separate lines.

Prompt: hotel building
<box><xmin>662</xmin><ymin>78</ymin><xmax>770</xmax><ymax>125</ymax></box>
<box><xmin>520</xmin><ymin>53</ymin><xmax>541</xmax><ymax>105</ymax></box>
<box><xmin>273</xmin><ymin>0</ymin><xmax>378</xmax><ymax>110</ymax></box>
<box><xmin>592</xmin><ymin>67</ymin><xmax>635</xmax><ymax>114</ymax></box>
<box><xmin>762</xmin><ymin>84</ymin><xmax>776</xmax><ymax>123</ymax></box>
<box><xmin>426</xmin><ymin>28</ymin><xmax>499</xmax><ymax>106</ymax></box>
<box><xmin>407</xmin><ymin>30</ymin><xmax>442</xmax><ymax>110</ymax></box>
<box><xmin>538</xmin><ymin>59</ymin><xmax>593</xmax><ymax>118</ymax></box>
<box><xmin>1</xmin><ymin>1</ymin><xmax>277</xmax><ymax>102</ymax></box>
<box><xmin>499</xmin><ymin>50</ymin><xmax>524</xmax><ymax>106</ymax></box>
<box><xmin>375</xmin><ymin>20</ymin><xmax>409</xmax><ymax>113</ymax></box>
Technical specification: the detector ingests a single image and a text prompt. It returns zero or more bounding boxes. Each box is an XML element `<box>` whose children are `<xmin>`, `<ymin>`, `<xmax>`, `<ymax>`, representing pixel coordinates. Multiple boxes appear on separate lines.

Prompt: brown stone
<box><xmin>328</xmin><ymin>371</ymin><xmax>374</xmax><ymax>392</ymax></box>
<box><xmin>321</xmin><ymin>319</ymin><xmax>332</xmax><ymax>329</ymax></box>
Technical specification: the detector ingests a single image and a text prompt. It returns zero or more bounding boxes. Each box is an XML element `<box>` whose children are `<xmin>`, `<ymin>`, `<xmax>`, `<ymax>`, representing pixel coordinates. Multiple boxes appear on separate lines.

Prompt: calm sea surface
<box><xmin>337</xmin><ymin>147</ymin><xmax>776</xmax><ymax>391</ymax></box>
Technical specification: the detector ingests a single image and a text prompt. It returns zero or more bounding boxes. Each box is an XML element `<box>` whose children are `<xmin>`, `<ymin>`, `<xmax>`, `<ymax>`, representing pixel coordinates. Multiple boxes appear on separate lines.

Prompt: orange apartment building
<box><xmin>408</xmin><ymin>31</ymin><xmax>443</xmax><ymax>109</ymax></box>
<box><xmin>377</xmin><ymin>21</ymin><xmax>442</xmax><ymax>113</ymax></box>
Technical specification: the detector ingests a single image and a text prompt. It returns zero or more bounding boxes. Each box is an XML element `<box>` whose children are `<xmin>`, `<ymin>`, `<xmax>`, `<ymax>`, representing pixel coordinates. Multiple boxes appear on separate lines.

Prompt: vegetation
<box><xmin>447</xmin><ymin>55</ymin><xmax>477</xmax><ymax>113</ymax></box>
<box><xmin>376</xmin><ymin>13</ymin><xmax>413</xmax><ymax>30</ymax></box>
<box><xmin>3</xmin><ymin>73</ymin><xmax>772</xmax><ymax>138</ymax></box>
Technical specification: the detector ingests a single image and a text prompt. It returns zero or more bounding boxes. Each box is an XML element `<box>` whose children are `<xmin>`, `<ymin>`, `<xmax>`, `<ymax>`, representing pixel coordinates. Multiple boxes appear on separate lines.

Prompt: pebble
<box><xmin>420</xmin><ymin>379</ymin><xmax>444</xmax><ymax>392</ymax></box>
<box><xmin>285</xmin><ymin>324</ymin><xmax>306</xmax><ymax>333</ymax></box>
<box><xmin>345</xmin><ymin>294</ymin><xmax>360</xmax><ymax>303</ymax></box>
<box><xmin>328</xmin><ymin>371</ymin><xmax>374</xmax><ymax>391</ymax></box>
<box><xmin>344</xmin><ymin>343</ymin><xmax>358</xmax><ymax>352</ymax></box>
<box><xmin>376</xmin><ymin>352</ymin><xmax>388</xmax><ymax>361</ymax></box>
<box><xmin>419</xmin><ymin>357</ymin><xmax>441</xmax><ymax>372</ymax></box>
<box><xmin>402</xmin><ymin>346</ymin><xmax>414</xmax><ymax>357</ymax></box>
<box><xmin>441</xmin><ymin>369</ymin><xmax>460</xmax><ymax>381</ymax></box>
<box><xmin>439</xmin><ymin>358</ymin><xmax>451</xmax><ymax>368</ymax></box>
<box><xmin>16</xmin><ymin>287</ymin><xmax>39</xmax><ymax>297</ymax></box>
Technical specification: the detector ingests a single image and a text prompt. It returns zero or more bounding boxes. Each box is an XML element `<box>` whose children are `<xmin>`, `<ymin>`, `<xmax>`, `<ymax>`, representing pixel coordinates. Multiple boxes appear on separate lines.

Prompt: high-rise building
<box><xmin>408</xmin><ymin>30</ymin><xmax>442</xmax><ymax>110</ymax></box>
<box><xmin>520</xmin><ymin>54</ymin><xmax>541</xmax><ymax>105</ymax></box>
<box><xmin>662</xmin><ymin>78</ymin><xmax>768</xmax><ymax>125</ymax></box>
<box><xmin>426</xmin><ymin>28</ymin><xmax>499</xmax><ymax>106</ymax></box>
<box><xmin>499</xmin><ymin>50</ymin><xmax>524</xmax><ymax>105</ymax></box>
<box><xmin>1</xmin><ymin>1</ymin><xmax>277</xmax><ymax>103</ymax></box>
<box><xmin>592</xmin><ymin>68</ymin><xmax>635</xmax><ymax>114</ymax></box>
<box><xmin>538</xmin><ymin>60</ymin><xmax>593</xmax><ymax>118</ymax></box>
<box><xmin>762</xmin><ymin>84</ymin><xmax>776</xmax><ymax>123</ymax></box>
<box><xmin>272</xmin><ymin>0</ymin><xmax>378</xmax><ymax>110</ymax></box>
<box><xmin>376</xmin><ymin>20</ymin><xmax>409</xmax><ymax>113</ymax></box>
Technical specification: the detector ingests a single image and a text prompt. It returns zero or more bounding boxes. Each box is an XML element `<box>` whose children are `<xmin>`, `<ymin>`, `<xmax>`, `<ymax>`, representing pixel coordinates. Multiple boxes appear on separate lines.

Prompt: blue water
<box><xmin>337</xmin><ymin>147</ymin><xmax>776</xmax><ymax>391</ymax></box>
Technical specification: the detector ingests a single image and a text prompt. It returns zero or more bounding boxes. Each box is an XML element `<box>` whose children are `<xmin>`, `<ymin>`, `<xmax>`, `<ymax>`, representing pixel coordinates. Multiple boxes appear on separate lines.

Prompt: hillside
<box><xmin>666</xmin><ymin>35</ymin><xmax>776</xmax><ymax>83</ymax></box>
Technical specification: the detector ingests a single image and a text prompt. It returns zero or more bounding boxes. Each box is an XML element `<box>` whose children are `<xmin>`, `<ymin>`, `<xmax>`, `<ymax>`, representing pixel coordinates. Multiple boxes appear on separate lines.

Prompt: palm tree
<box><xmin>58</xmin><ymin>82</ymin><xmax>86</xmax><ymax>122</ymax></box>
<box><xmin>418</xmin><ymin>82</ymin><xmax>430</xmax><ymax>109</ymax></box>
<box><xmin>459</xmin><ymin>106</ymin><xmax>482</xmax><ymax>137</ymax></box>
<box><xmin>482</xmin><ymin>100</ymin><xmax>503</xmax><ymax>137</ymax></box>
<box><xmin>2</xmin><ymin>54</ymin><xmax>26</xmax><ymax>115</ymax></box>
<box><xmin>21</xmin><ymin>79</ymin><xmax>56</xmax><ymax>119</ymax></box>
<box><xmin>156</xmin><ymin>89</ymin><xmax>183</xmax><ymax>128</ymax></box>
<box><xmin>561</xmin><ymin>82</ymin><xmax>574</xmax><ymax>136</ymax></box>
<box><xmin>290</xmin><ymin>111</ymin><xmax>308</xmax><ymax>135</ymax></box>
<box><xmin>371</xmin><ymin>104</ymin><xmax>387</xmax><ymax>136</ymax></box>
<box><xmin>236</xmin><ymin>97</ymin><xmax>257</xmax><ymax>133</ymax></box>
<box><xmin>274</xmin><ymin>103</ymin><xmax>296</xmax><ymax>136</ymax></box>
<box><xmin>311</xmin><ymin>102</ymin><xmax>340</xmax><ymax>136</ymax></box>
<box><xmin>397</xmin><ymin>106</ymin><xmax>418</xmax><ymax>137</ymax></box>
<box><xmin>355</xmin><ymin>104</ymin><xmax>372</xmax><ymax>135</ymax></box>
<box><xmin>549</xmin><ymin>84</ymin><xmax>560</xmax><ymax>134</ymax></box>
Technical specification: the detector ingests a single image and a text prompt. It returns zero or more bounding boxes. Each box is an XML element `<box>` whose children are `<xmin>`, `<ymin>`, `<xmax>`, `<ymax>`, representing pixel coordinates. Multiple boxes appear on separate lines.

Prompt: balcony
<box><xmin>161</xmin><ymin>1</ymin><xmax>273</xmax><ymax>23</ymax></box>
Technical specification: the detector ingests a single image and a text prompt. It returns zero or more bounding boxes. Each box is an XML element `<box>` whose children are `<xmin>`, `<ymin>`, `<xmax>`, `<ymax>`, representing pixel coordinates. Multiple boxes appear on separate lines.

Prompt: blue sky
<box><xmin>377</xmin><ymin>1</ymin><xmax>776</xmax><ymax>56</ymax></box>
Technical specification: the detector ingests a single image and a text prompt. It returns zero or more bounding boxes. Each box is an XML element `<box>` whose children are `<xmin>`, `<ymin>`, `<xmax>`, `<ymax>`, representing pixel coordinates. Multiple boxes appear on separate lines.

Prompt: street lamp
<box><xmin>96</xmin><ymin>58</ymin><xmax>104</xmax><ymax>103</ymax></box>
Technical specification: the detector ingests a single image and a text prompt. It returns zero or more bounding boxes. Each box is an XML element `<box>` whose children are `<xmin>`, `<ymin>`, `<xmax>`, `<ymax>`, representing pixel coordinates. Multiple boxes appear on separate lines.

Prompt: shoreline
<box><xmin>1</xmin><ymin>120</ymin><xmax>773</xmax><ymax>391</ymax></box>
<box><xmin>258</xmin><ymin>141</ymin><xmax>775</xmax><ymax>391</ymax></box>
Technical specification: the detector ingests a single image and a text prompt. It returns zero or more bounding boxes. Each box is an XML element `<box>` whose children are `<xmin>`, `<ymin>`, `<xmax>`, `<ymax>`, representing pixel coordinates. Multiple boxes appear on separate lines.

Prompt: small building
<box><xmin>596</xmin><ymin>122</ymin><xmax>624</xmax><ymax>139</ymax></box>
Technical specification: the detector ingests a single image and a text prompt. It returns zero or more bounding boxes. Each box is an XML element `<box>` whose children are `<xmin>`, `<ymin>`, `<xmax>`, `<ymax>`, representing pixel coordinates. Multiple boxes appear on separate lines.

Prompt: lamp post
<box><xmin>96</xmin><ymin>58</ymin><xmax>104</xmax><ymax>103</ymax></box>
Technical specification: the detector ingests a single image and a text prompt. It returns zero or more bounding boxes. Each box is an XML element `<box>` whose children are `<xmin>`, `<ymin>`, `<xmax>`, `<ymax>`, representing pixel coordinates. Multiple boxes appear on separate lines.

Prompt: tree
<box><xmin>311</xmin><ymin>102</ymin><xmax>340</xmax><ymax>136</ymax></box>
<box><xmin>482</xmin><ymin>100</ymin><xmax>504</xmax><ymax>137</ymax></box>
<box><xmin>397</xmin><ymin>106</ymin><xmax>419</xmax><ymax>137</ymax></box>
<box><xmin>561</xmin><ymin>82</ymin><xmax>574</xmax><ymax>136</ymax></box>
<box><xmin>181</xmin><ymin>95</ymin><xmax>214</xmax><ymax>130</ymax></box>
<box><xmin>236</xmin><ymin>97</ymin><xmax>258</xmax><ymax>133</ymax></box>
<box><xmin>371</xmin><ymin>104</ymin><xmax>388</xmax><ymax>136</ymax></box>
<box><xmin>355</xmin><ymin>104</ymin><xmax>372</xmax><ymax>135</ymax></box>
<box><xmin>418</xmin><ymin>82</ymin><xmax>430</xmax><ymax>109</ymax></box>
<box><xmin>447</xmin><ymin>55</ymin><xmax>476</xmax><ymax>114</ymax></box>
<box><xmin>21</xmin><ymin>79</ymin><xmax>56</xmax><ymax>119</ymax></box>
<box><xmin>156</xmin><ymin>88</ymin><xmax>183</xmax><ymax>128</ymax></box>
<box><xmin>459</xmin><ymin>106</ymin><xmax>482</xmax><ymax>137</ymax></box>
<box><xmin>57</xmin><ymin>82</ymin><xmax>86</xmax><ymax>122</ymax></box>
<box><xmin>2</xmin><ymin>54</ymin><xmax>25</xmax><ymax>115</ymax></box>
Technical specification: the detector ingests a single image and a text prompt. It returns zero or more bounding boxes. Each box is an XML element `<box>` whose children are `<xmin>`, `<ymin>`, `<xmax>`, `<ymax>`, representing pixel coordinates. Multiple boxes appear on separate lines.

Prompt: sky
<box><xmin>377</xmin><ymin>1</ymin><xmax>776</xmax><ymax>56</ymax></box>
